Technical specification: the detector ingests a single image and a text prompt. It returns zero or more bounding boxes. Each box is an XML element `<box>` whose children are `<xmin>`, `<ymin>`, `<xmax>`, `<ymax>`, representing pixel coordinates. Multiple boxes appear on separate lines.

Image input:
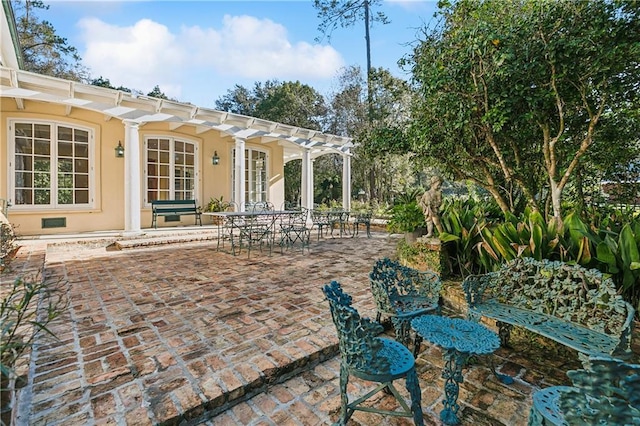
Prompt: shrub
<box><xmin>0</xmin><ymin>223</ymin><xmax>18</xmax><ymax>272</ymax></box>
<box><xmin>439</xmin><ymin>199</ymin><xmax>640</xmax><ymax>317</ymax></box>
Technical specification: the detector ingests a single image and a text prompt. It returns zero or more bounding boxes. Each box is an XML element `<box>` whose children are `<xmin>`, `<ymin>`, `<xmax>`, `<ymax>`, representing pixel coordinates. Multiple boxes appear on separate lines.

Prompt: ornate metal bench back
<box><xmin>370</xmin><ymin>258</ymin><xmax>441</xmax><ymax>315</ymax></box>
<box><xmin>323</xmin><ymin>281</ymin><xmax>390</xmax><ymax>373</ymax></box>
<box><xmin>559</xmin><ymin>357</ymin><xmax>640</xmax><ymax>423</ymax></box>
<box><xmin>463</xmin><ymin>258</ymin><xmax>632</xmax><ymax>336</ymax></box>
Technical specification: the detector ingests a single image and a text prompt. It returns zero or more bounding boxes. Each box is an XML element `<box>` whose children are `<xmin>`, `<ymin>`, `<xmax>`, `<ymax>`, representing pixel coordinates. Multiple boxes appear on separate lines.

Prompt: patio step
<box><xmin>113</xmin><ymin>232</ymin><xmax>218</xmax><ymax>250</ymax></box>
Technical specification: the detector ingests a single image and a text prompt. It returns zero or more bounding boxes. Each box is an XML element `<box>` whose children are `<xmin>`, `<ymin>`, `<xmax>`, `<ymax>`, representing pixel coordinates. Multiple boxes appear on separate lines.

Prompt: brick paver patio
<box><xmin>4</xmin><ymin>229</ymin><xmax>639</xmax><ymax>425</ymax></box>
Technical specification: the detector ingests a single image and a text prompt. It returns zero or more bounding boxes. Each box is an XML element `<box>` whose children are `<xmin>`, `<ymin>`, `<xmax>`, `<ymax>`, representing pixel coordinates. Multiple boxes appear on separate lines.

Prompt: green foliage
<box><xmin>313</xmin><ymin>0</ymin><xmax>389</xmax><ymax>43</ymax></box>
<box><xmin>403</xmin><ymin>0</ymin><xmax>640</xmax><ymax>220</ymax></box>
<box><xmin>1</xmin><ymin>275</ymin><xmax>66</xmax><ymax>381</ymax></box>
<box><xmin>440</xmin><ymin>199</ymin><xmax>640</xmax><ymax>316</ymax></box>
<box><xmin>205</xmin><ymin>196</ymin><xmax>231</xmax><ymax>212</ymax></box>
<box><xmin>396</xmin><ymin>239</ymin><xmax>443</xmax><ymax>274</ymax></box>
<box><xmin>0</xmin><ymin>223</ymin><xmax>18</xmax><ymax>271</ymax></box>
<box><xmin>12</xmin><ymin>0</ymin><xmax>88</xmax><ymax>81</ymax></box>
<box><xmin>387</xmin><ymin>200</ymin><xmax>425</xmax><ymax>233</ymax></box>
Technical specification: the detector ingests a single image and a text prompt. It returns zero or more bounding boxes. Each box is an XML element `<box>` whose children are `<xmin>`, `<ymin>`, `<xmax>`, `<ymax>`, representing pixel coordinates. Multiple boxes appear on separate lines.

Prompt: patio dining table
<box><xmin>206</xmin><ymin>210</ymin><xmax>300</xmax><ymax>257</ymax></box>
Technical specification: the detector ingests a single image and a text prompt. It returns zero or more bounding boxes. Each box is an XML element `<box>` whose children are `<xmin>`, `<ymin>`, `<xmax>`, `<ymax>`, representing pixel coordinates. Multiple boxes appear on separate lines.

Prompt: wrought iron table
<box><xmin>411</xmin><ymin>315</ymin><xmax>500</xmax><ymax>425</ymax></box>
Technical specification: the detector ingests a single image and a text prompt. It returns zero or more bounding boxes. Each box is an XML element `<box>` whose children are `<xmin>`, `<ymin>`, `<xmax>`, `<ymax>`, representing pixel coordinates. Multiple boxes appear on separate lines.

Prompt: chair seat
<box><xmin>351</xmin><ymin>337</ymin><xmax>416</xmax><ymax>382</ymax></box>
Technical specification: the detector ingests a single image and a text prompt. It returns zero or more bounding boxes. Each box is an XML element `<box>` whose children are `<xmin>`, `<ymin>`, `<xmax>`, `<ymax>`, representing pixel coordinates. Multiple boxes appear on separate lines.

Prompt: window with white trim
<box><xmin>232</xmin><ymin>148</ymin><xmax>268</xmax><ymax>203</ymax></box>
<box><xmin>145</xmin><ymin>137</ymin><xmax>198</xmax><ymax>203</ymax></box>
<box><xmin>10</xmin><ymin>121</ymin><xmax>93</xmax><ymax>208</ymax></box>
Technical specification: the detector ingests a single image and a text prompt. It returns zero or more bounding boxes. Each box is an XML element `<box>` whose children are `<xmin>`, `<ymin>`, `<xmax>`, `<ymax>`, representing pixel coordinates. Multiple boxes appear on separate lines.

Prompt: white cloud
<box><xmin>78</xmin><ymin>15</ymin><xmax>344</xmax><ymax>101</ymax></box>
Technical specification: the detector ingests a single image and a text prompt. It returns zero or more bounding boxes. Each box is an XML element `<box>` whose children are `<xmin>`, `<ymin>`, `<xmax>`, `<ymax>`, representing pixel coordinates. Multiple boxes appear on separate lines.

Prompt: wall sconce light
<box><xmin>115</xmin><ymin>141</ymin><xmax>124</xmax><ymax>158</ymax></box>
<box><xmin>212</xmin><ymin>151</ymin><xmax>220</xmax><ymax>165</ymax></box>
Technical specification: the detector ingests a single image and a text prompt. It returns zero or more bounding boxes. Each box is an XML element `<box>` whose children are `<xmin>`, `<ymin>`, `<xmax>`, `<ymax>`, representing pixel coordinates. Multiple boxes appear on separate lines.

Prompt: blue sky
<box><xmin>43</xmin><ymin>1</ymin><xmax>440</xmax><ymax>108</ymax></box>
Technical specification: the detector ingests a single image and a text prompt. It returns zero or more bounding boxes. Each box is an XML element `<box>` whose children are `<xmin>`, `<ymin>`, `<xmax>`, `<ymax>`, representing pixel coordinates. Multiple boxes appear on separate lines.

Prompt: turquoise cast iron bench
<box><xmin>463</xmin><ymin>257</ymin><xmax>635</xmax><ymax>360</ymax></box>
<box><xmin>529</xmin><ymin>356</ymin><xmax>640</xmax><ymax>425</ymax></box>
<box><xmin>370</xmin><ymin>258</ymin><xmax>442</xmax><ymax>357</ymax></box>
<box><xmin>150</xmin><ymin>199</ymin><xmax>202</xmax><ymax>229</ymax></box>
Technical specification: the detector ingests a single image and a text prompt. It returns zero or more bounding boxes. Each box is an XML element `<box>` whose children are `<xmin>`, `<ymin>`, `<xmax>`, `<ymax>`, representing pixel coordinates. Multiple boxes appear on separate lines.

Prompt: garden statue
<box><xmin>418</xmin><ymin>176</ymin><xmax>444</xmax><ymax>238</ymax></box>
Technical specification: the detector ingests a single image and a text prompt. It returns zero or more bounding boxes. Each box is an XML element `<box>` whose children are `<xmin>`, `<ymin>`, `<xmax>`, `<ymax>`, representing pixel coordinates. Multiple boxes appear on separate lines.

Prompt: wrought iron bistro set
<box><xmin>204</xmin><ymin>203</ymin><xmax>374</xmax><ymax>257</ymax></box>
<box><xmin>323</xmin><ymin>257</ymin><xmax>638</xmax><ymax>426</ymax></box>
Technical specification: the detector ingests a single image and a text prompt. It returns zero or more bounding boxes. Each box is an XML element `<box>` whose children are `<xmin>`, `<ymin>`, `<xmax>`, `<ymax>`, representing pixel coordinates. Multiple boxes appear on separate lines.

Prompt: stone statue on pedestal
<box><xmin>418</xmin><ymin>176</ymin><xmax>444</xmax><ymax>238</ymax></box>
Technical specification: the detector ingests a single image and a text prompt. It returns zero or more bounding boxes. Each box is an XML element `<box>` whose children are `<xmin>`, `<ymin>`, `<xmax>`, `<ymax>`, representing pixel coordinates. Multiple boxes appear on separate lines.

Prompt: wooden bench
<box><xmin>150</xmin><ymin>199</ymin><xmax>202</xmax><ymax>229</ymax></box>
<box><xmin>462</xmin><ymin>257</ymin><xmax>635</xmax><ymax>360</ymax></box>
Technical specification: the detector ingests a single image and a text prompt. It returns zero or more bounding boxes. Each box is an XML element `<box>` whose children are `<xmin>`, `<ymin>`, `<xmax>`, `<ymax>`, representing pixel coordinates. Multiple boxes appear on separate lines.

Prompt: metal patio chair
<box><xmin>322</xmin><ymin>281</ymin><xmax>424</xmax><ymax>425</ymax></box>
<box><xmin>279</xmin><ymin>207</ymin><xmax>310</xmax><ymax>253</ymax></box>
<box><xmin>351</xmin><ymin>209</ymin><xmax>373</xmax><ymax>238</ymax></box>
<box><xmin>370</xmin><ymin>258</ymin><xmax>442</xmax><ymax>357</ymax></box>
<box><xmin>529</xmin><ymin>356</ymin><xmax>640</xmax><ymax>425</ymax></box>
<box><xmin>311</xmin><ymin>209</ymin><xmax>332</xmax><ymax>240</ymax></box>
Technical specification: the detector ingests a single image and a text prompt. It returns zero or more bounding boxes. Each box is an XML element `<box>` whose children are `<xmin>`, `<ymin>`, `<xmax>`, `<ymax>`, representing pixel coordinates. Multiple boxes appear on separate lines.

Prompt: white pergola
<box><xmin>0</xmin><ymin>67</ymin><xmax>354</xmax><ymax>233</ymax></box>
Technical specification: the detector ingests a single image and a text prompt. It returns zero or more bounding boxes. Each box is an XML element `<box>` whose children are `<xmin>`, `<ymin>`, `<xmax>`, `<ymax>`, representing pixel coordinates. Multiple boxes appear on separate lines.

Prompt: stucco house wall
<box><xmin>1</xmin><ymin>97</ymin><xmax>287</xmax><ymax>235</ymax></box>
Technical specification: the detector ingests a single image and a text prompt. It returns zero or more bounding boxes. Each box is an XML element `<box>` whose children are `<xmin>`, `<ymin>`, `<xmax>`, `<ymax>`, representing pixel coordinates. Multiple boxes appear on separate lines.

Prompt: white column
<box><xmin>342</xmin><ymin>153</ymin><xmax>351</xmax><ymax>211</ymax></box>
<box><xmin>301</xmin><ymin>149</ymin><xmax>313</xmax><ymax>209</ymax></box>
<box><xmin>309</xmin><ymin>158</ymin><xmax>315</xmax><ymax>209</ymax></box>
<box><xmin>234</xmin><ymin>138</ymin><xmax>246</xmax><ymax>211</ymax></box>
<box><xmin>123</xmin><ymin>120</ymin><xmax>142</xmax><ymax>235</ymax></box>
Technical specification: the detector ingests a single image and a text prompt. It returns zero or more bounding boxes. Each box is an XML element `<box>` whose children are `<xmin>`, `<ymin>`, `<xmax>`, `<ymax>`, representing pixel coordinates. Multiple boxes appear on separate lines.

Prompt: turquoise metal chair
<box><xmin>322</xmin><ymin>281</ymin><xmax>424</xmax><ymax>425</ymax></box>
<box><xmin>370</xmin><ymin>258</ymin><xmax>442</xmax><ymax>357</ymax></box>
<box><xmin>529</xmin><ymin>356</ymin><xmax>640</xmax><ymax>425</ymax></box>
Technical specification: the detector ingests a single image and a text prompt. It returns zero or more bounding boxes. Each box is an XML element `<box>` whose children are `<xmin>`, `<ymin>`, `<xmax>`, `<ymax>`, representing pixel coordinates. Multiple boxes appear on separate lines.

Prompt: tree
<box><xmin>89</xmin><ymin>76</ymin><xmax>131</xmax><ymax>92</ymax></box>
<box><xmin>146</xmin><ymin>85</ymin><xmax>169</xmax><ymax>100</ymax></box>
<box><xmin>402</xmin><ymin>0</ymin><xmax>640</xmax><ymax>225</ymax></box>
<box><xmin>11</xmin><ymin>0</ymin><xmax>87</xmax><ymax>81</ymax></box>
<box><xmin>326</xmin><ymin>65</ymin><xmax>416</xmax><ymax>203</ymax></box>
<box><xmin>313</xmin><ymin>0</ymin><xmax>389</xmax><ymax>75</ymax></box>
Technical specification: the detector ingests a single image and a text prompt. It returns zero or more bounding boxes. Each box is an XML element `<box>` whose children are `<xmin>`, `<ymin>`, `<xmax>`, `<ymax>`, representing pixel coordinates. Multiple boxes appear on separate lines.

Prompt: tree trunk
<box><xmin>549</xmin><ymin>178</ymin><xmax>563</xmax><ymax>229</ymax></box>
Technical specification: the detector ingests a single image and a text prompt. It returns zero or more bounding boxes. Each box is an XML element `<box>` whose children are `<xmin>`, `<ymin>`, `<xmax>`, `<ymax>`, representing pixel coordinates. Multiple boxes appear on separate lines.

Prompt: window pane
<box><xmin>34</xmin><ymin>189</ymin><xmax>50</xmax><ymax>204</ymax></box>
<box><xmin>15</xmin><ymin>123</ymin><xmax>32</xmax><ymax>137</ymax></box>
<box><xmin>75</xmin><ymin>174</ymin><xmax>89</xmax><ymax>188</ymax></box>
<box><xmin>75</xmin><ymin>143</ymin><xmax>89</xmax><ymax>158</ymax></box>
<box><xmin>34</xmin><ymin>140</ymin><xmax>50</xmax><ymax>155</ymax></box>
<box><xmin>58</xmin><ymin>158</ymin><xmax>73</xmax><ymax>173</ymax></box>
<box><xmin>175</xmin><ymin>153</ymin><xmax>184</xmax><ymax>165</ymax></box>
<box><xmin>75</xmin><ymin>129</ymin><xmax>89</xmax><ymax>143</ymax></box>
<box><xmin>34</xmin><ymin>172</ymin><xmax>50</xmax><ymax>188</ymax></box>
<box><xmin>75</xmin><ymin>159</ymin><xmax>88</xmax><ymax>173</ymax></box>
<box><xmin>160</xmin><ymin>151</ymin><xmax>170</xmax><ymax>163</ymax></box>
<box><xmin>159</xmin><ymin>139</ymin><xmax>170</xmax><ymax>150</ymax></box>
<box><xmin>58</xmin><ymin>142</ymin><xmax>73</xmax><ymax>157</ymax></box>
<box><xmin>15</xmin><ymin>172</ymin><xmax>32</xmax><ymax>187</ymax></box>
<box><xmin>58</xmin><ymin>126</ymin><xmax>73</xmax><ymax>141</ymax></box>
<box><xmin>148</xmin><ymin>139</ymin><xmax>158</xmax><ymax>150</ymax></box>
<box><xmin>34</xmin><ymin>124</ymin><xmax>50</xmax><ymax>139</ymax></box>
<box><xmin>15</xmin><ymin>188</ymin><xmax>32</xmax><ymax>204</ymax></box>
<box><xmin>75</xmin><ymin>190</ymin><xmax>89</xmax><ymax>203</ymax></box>
<box><xmin>58</xmin><ymin>173</ymin><xmax>73</xmax><ymax>188</ymax></box>
<box><xmin>15</xmin><ymin>155</ymin><xmax>32</xmax><ymax>171</ymax></box>
<box><xmin>160</xmin><ymin>165</ymin><xmax>170</xmax><ymax>176</ymax></box>
<box><xmin>58</xmin><ymin>189</ymin><xmax>73</xmax><ymax>204</ymax></box>
<box><xmin>15</xmin><ymin>138</ymin><xmax>32</xmax><ymax>154</ymax></box>
<box><xmin>148</xmin><ymin>151</ymin><xmax>158</xmax><ymax>163</ymax></box>
<box><xmin>34</xmin><ymin>158</ymin><xmax>50</xmax><ymax>172</ymax></box>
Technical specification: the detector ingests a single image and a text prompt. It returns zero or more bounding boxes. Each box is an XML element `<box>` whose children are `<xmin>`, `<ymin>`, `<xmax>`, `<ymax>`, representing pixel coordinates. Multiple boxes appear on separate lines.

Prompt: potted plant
<box><xmin>204</xmin><ymin>196</ymin><xmax>231</xmax><ymax>224</ymax></box>
<box><xmin>387</xmin><ymin>201</ymin><xmax>426</xmax><ymax>243</ymax></box>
